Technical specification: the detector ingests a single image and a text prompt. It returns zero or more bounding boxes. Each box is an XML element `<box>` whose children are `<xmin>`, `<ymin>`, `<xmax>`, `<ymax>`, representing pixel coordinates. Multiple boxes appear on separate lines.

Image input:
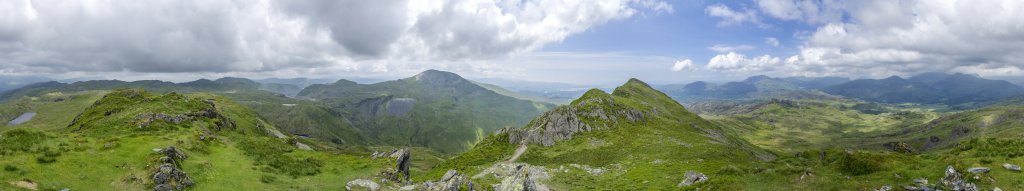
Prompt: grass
<box><xmin>0</xmin><ymin>89</ymin><xmax>387</xmax><ymax>190</ymax></box>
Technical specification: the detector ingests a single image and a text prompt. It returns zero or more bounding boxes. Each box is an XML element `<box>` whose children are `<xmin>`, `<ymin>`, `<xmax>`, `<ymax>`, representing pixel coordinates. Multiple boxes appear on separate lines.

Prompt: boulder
<box><xmin>345</xmin><ymin>179</ymin><xmax>380</xmax><ymax>191</ymax></box>
<box><xmin>677</xmin><ymin>170</ymin><xmax>709</xmax><ymax>187</ymax></box>
<box><xmin>1003</xmin><ymin>163</ymin><xmax>1021</xmax><ymax>172</ymax></box>
<box><xmin>941</xmin><ymin>166</ymin><xmax>977</xmax><ymax>191</ymax></box>
<box><xmin>967</xmin><ymin>167</ymin><xmax>989</xmax><ymax>174</ymax></box>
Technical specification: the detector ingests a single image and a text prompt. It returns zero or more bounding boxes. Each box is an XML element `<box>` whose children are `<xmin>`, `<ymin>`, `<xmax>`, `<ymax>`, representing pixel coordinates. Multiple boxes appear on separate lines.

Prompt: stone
<box><xmin>967</xmin><ymin>167</ymin><xmax>989</xmax><ymax>174</ymax></box>
<box><xmin>677</xmin><ymin>170</ymin><xmax>708</xmax><ymax>187</ymax></box>
<box><xmin>154</xmin><ymin>184</ymin><xmax>172</xmax><ymax>191</ymax></box>
<box><xmin>441</xmin><ymin>170</ymin><xmax>458</xmax><ymax>182</ymax></box>
<box><xmin>153</xmin><ymin>172</ymin><xmax>170</xmax><ymax>184</ymax></box>
<box><xmin>913</xmin><ymin>178</ymin><xmax>928</xmax><ymax>185</ymax></box>
<box><xmin>875</xmin><ymin>185</ymin><xmax>891</xmax><ymax>191</ymax></box>
<box><xmin>345</xmin><ymin>179</ymin><xmax>380</xmax><ymax>191</ymax></box>
<box><xmin>159</xmin><ymin>163</ymin><xmax>175</xmax><ymax>174</ymax></box>
<box><xmin>1003</xmin><ymin>163</ymin><xmax>1021</xmax><ymax>171</ymax></box>
<box><xmin>392</xmin><ymin>148</ymin><xmax>412</xmax><ymax>182</ymax></box>
<box><xmin>941</xmin><ymin>165</ymin><xmax>977</xmax><ymax>191</ymax></box>
<box><xmin>496</xmin><ymin>165</ymin><xmax>546</xmax><ymax>191</ymax></box>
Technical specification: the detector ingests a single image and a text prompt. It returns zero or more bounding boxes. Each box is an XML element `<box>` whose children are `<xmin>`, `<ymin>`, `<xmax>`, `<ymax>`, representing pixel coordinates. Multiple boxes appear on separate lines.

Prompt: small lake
<box><xmin>7</xmin><ymin>112</ymin><xmax>37</xmax><ymax>125</ymax></box>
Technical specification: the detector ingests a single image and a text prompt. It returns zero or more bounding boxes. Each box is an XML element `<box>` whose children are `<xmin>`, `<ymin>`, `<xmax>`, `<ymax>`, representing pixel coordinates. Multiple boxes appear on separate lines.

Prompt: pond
<box><xmin>7</xmin><ymin>112</ymin><xmax>37</xmax><ymax>125</ymax></box>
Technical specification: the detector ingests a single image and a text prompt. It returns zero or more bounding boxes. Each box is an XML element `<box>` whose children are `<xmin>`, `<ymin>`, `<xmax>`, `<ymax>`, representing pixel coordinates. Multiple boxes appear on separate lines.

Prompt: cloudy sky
<box><xmin>1</xmin><ymin>0</ymin><xmax>1023</xmax><ymax>86</ymax></box>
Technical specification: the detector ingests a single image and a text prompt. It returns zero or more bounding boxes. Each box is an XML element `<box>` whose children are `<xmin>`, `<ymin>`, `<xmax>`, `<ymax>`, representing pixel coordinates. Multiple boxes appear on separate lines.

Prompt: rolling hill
<box><xmin>297</xmin><ymin>70</ymin><xmax>554</xmax><ymax>153</ymax></box>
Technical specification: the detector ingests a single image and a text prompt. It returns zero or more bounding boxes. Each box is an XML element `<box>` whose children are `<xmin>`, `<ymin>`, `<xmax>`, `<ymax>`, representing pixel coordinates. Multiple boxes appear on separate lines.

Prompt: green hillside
<box><xmin>298</xmin><ymin>70</ymin><xmax>552</xmax><ymax>153</ymax></box>
<box><xmin>420</xmin><ymin>79</ymin><xmax>774</xmax><ymax>190</ymax></box>
<box><xmin>0</xmin><ymin>89</ymin><xmax>385</xmax><ymax>190</ymax></box>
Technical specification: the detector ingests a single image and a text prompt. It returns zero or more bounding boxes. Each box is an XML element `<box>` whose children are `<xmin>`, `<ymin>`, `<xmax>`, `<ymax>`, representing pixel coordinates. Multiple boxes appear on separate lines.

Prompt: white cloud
<box><xmin>754</xmin><ymin>0</ymin><xmax>845</xmax><ymax>24</ymax></box>
<box><xmin>706</xmin><ymin>52</ymin><xmax>783</xmax><ymax>73</ymax></box>
<box><xmin>764</xmin><ymin>37</ymin><xmax>780</xmax><ymax>47</ymax></box>
<box><xmin>708</xmin><ymin>44</ymin><xmax>755</xmax><ymax>53</ymax></box>
<box><xmin>713</xmin><ymin>0</ymin><xmax>1024</xmax><ymax>80</ymax></box>
<box><xmin>0</xmin><ymin>0</ymin><xmax>672</xmax><ymax>76</ymax></box>
<box><xmin>671</xmin><ymin>59</ymin><xmax>695</xmax><ymax>72</ymax></box>
<box><xmin>705</xmin><ymin>4</ymin><xmax>767</xmax><ymax>28</ymax></box>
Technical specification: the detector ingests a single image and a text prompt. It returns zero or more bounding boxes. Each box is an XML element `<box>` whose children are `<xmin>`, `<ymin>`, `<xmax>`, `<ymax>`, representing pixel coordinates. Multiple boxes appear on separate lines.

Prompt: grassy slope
<box><xmin>423</xmin><ymin>79</ymin><xmax>771</xmax><ymax>190</ymax></box>
<box><xmin>705</xmin><ymin>100</ymin><xmax>940</xmax><ymax>153</ymax></box>
<box><xmin>0</xmin><ymin>90</ymin><xmax>384</xmax><ymax>190</ymax></box>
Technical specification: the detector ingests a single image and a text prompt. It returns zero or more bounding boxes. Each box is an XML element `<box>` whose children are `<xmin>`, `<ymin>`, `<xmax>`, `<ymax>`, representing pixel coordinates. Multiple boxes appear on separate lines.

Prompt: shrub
<box><xmin>3</xmin><ymin>164</ymin><xmax>18</xmax><ymax>171</ymax></box>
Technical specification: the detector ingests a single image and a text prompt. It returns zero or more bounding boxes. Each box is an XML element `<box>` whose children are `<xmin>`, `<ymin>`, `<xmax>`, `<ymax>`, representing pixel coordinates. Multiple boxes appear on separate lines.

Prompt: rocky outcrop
<box><xmin>677</xmin><ymin>171</ymin><xmax>708</xmax><ymax>187</ymax></box>
<box><xmin>387</xmin><ymin>148</ymin><xmax>411</xmax><ymax>181</ymax></box>
<box><xmin>420</xmin><ymin>170</ymin><xmax>473</xmax><ymax>191</ymax></box>
<box><xmin>495</xmin><ymin>164</ymin><xmax>548</xmax><ymax>191</ymax></box>
<box><xmin>152</xmin><ymin>146</ymin><xmax>193</xmax><ymax>191</ymax></box>
<box><xmin>135</xmin><ymin>105</ymin><xmax>236</xmax><ymax>131</ymax></box>
<box><xmin>501</xmin><ymin>92</ymin><xmax>648</xmax><ymax>146</ymax></box>
<box><xmin>940</xmin><ymin>166</ymin><xmax>977</xmax><ymax>191</ymax></box>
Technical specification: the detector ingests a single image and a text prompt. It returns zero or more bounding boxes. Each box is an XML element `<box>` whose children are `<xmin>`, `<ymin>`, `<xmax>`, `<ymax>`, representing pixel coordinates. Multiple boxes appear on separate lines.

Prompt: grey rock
<box><xmin>153</xmin><ymin>172</ymin><xmax>170</xmax><ymax>185</ymax></box>
<box><xmin>154</xmin><ymin>184</ymin><xmax>172</xmax><ymax>191</ymax></box>
<box><xmin>677</xmin><ymin>170</ymin><xmax>709</xmax><ymax>187</ymax></box>
<box><xmin>941</xmin><ymin>165</ymin><xmax>978</xmax><ymax>191</ymax></box>
<box><xmin>345</xmin><ymin>179</ymin><xmax>380</xmax><ymax>191</ymax></box>
<box><xmin>392</xmin><ymin>148</ymin><xmax>412</xmax><ymax>182</ymax></box>
<box><xmin>496</xmin><ymin>165</ymin><xmax>546</xmax><ymax>191</ymax></box>
<box><xmin>1003</xmin><ymin>163</ymin><xmax>1021</xmax><ymax>171</ymax></box>
<box><xmin>159</xmin><ymin>163</ymin><xmax>175</xmax><ymax>174</ymax></box>
<box><xmin>441</xmin><ymin>169</ymin><xmax>458</xmax><ymax>182</ymax></box>
<box><xmin>967</xmin><ymin>167</ymin><xmax>989</xmax><ymax>174</ymax></box>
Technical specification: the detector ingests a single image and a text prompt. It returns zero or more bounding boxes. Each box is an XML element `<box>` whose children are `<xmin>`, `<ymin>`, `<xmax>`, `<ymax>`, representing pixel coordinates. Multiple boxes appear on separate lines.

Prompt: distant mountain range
<box><xmin>657</xmin><ymin>75</ymin><xmax>848</xmax><ymax>103</ymax></box>
<box><xmin>823</xmin><ymin>72</ymin><xmax>1024</xmax><ymax>105</ymax></box>
<box><xmin>658</xmin><ymin>72</ymin><xmax>1024</xmax><ymax>107</ymax></box>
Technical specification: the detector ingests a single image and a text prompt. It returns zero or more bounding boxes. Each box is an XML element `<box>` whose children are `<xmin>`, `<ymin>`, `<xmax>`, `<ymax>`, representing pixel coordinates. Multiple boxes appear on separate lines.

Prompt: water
<box><xmin>7</xmin><ymin>112</ymin><xmax>36</xmax><ymax>125</ymax></box>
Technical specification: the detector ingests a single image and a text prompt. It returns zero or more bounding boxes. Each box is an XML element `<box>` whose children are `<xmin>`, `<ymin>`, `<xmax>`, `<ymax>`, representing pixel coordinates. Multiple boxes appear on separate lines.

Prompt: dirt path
<box><xmin>507</xmin><ymin>144</ymin><xmax>528</xmax><ymax>162</ymax></box>
<box><xmin>473</xmin><ymin>144</ymin><xmax>528</xmax><ymax>179</ymax></box>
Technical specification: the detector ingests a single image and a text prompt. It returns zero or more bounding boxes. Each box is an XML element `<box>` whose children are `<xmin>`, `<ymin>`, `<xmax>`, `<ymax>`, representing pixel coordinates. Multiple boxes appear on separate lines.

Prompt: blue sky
<box><xmin>2</xmin><ymin>0</ymin><xmax>1023</xmax><ymax>86</ymax></box>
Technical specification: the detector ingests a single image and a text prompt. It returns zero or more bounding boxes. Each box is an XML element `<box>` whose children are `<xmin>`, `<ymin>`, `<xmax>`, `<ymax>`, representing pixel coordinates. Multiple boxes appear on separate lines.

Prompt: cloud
<box><xmin>705</xmin><ymin>4</ymin><xmax>767</xmax><ymax>28</ymax></box>
<box><xmin>671</xmin><ymin>59</ymin><xmax>695</xmax><ymax>72</ymax></box>
<box><xmin>754</xmin><ymin>0</ymin><xmax>845</xmax><ymax>24</ymax></box>
<box><xmin>0</xmin><ymin>0</ymin><xmax>671</xmax><ymax>75</ymax></box>
<box><xmin>706</xmin><ymin>52</ymin><xmax>783</xmax><ymax>73</ymax></box>
<box><xmin>710</xmin><ymin>0</ymin><xmax>1024</xmax><ymax>80</ymax></box>
<box><xmin>764</xmin><ymin>37</ymin><xmax>780</xmax><ymax>47</ymax></box>
<box><xmin>708</xmin><ymin>44</ymin><xmax>755</xmax><ymax>53</ymax></box>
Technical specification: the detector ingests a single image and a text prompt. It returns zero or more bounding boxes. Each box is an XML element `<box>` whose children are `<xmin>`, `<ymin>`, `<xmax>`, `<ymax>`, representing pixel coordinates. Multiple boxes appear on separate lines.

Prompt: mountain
<box><xmin>0</xmin><ymin>89</ymin><xmax>386</xmax><ymax>190</ymax></box>
<box><xmin>824</xmin><ymin>73</ymin><xmax>1024</xmax><ymax>105</ymax></box>
<box><xmin>658</xmin><ymin>75</ymin><xmax>841</xmax><ymax>103</ymax></box>
<box><xmin>422</xmin><ymin>78</ymin><xmax>773</xmax><ymax>190</ymax></box>
<box><xmin>298</xmin><ymin>70</ymin><xmax>553</xmax><ymax>153</ymax></box>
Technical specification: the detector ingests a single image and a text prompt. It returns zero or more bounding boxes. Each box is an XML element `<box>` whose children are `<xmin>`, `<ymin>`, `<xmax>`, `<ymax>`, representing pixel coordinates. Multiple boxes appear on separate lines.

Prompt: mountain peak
<box><xmin>743</xmin><ymin>75</ymin><xmax>774</xmax><ymax>83</ymax></box>
<box><xmin>625</xmin><ymin>78</ymin><xmax>652</xmax><ymax>88</ymax></box>
<box><xmin>882</xmin><ymin>75</ymin><xmax>904</xmax><ymax>81</ymax></box>
<box><xmin>413</xmin><ymin>69</ymin><xmax>467</xmax><ymax>83</ymax></box>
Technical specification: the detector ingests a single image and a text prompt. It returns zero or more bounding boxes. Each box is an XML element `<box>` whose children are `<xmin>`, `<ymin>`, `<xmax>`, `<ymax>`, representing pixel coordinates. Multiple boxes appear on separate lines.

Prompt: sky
<box><xmin>2</xmin><ymin>0</ymin><xmax>1024</xmax><ymax>86</ymax></box>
